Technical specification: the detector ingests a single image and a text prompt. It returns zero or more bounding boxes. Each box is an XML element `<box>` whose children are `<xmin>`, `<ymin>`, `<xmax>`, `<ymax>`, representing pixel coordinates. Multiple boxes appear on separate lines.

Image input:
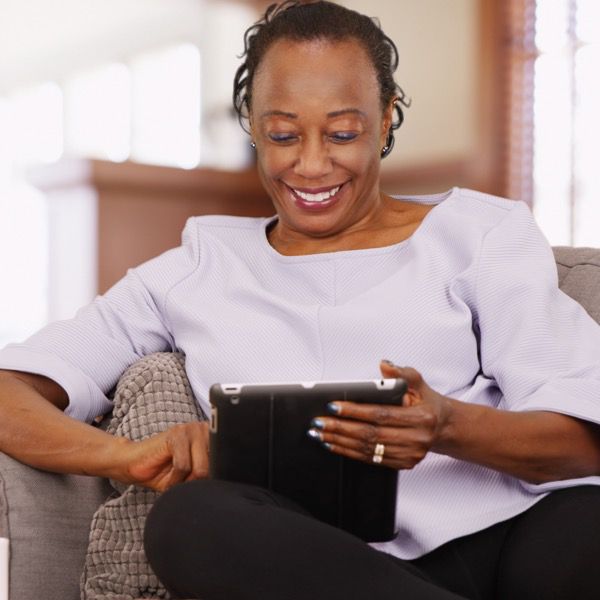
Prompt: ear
<box><xmin>380</xmin><ymin>98</ymin><xmax>395</xmax><ymax>148</ymax></box>
<box><xmin>249</xmin><ymin>116</ymin><xmax>256</xmax><ymax>142</ymax></box>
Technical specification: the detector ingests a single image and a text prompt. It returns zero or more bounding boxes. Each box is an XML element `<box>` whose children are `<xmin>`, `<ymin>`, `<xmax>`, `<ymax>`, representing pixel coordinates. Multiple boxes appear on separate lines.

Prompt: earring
<box><xmin>380</xmin><ymin>145</ymin><xmax>389</xmax><ymax>157</ymax></box>
<box><xmin>250</xmin><ymin>141</ymin><xmax>256</xmax><ymax>149</ymax></box>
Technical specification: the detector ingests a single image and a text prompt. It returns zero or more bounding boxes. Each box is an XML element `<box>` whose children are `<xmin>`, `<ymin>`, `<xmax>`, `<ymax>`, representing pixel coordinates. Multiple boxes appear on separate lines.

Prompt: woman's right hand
<box><xmin>113</xmin><ymin>421</ymin><xmax>210</xmax><ymax>492</ymax></box>
<box><xmin>0</xmin><ymin>371</ymin><xmax>209</xmax><ymax>491</ymax></box>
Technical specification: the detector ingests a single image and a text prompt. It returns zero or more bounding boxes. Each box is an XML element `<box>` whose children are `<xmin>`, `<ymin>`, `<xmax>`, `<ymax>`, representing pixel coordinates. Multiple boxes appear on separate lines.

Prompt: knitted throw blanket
<box><xmin>80</xmin><ymin>352</ymin><xmax>204</xmax><ymax>600</ymax></box>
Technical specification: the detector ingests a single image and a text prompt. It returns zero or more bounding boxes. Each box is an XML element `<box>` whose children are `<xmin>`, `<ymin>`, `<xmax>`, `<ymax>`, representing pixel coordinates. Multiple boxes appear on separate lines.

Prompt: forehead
<box><xmin>252</xmin><ymin>38</ymin><xmax>380</xmax><ymax>113</ymax></box>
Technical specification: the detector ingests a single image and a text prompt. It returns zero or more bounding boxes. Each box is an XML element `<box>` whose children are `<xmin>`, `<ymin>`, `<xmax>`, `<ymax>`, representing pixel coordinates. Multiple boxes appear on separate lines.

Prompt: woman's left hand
<box><xmin>309</xmin><ymin>361</ymin><xmax>452</xmax><ymax>470</ymax></box>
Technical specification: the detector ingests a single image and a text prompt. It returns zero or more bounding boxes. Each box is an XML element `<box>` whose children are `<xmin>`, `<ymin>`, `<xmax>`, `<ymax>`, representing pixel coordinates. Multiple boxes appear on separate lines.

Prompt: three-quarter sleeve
<box><xmin>0</xmin><ymin>219</ymin><xmax>201</xmax><ymax>422</ymax></box>
<box><xmin>470</xmin><ymin>202</ymin><xmax>600</xmax><ymax>490</ymax></box>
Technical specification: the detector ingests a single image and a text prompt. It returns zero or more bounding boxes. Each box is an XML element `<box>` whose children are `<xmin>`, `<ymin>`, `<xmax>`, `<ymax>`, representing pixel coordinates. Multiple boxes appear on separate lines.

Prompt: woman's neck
<box><xmin>267</xmin><ymin>198</ymin><xmax>435</xmax><ymax>256</ymax></box>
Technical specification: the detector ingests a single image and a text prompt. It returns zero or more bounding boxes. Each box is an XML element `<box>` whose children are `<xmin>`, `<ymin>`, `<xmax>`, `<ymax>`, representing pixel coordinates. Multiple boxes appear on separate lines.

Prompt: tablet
<box><xmin>208</xmin><ymin>378</ymin><xmax>407</xmax><ymax>542</ymax></box>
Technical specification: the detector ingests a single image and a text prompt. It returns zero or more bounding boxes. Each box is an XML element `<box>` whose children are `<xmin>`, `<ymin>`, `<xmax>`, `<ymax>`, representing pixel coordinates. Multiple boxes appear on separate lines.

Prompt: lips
<box><xmin>292</xmin><ymin>185</ymin><xmax>340</xmax><ymax>203</ymax></box>
<box><xmin>285</xmin><ymin>182</ymin><xmax>348</xmax><ymax>209</ymax></box>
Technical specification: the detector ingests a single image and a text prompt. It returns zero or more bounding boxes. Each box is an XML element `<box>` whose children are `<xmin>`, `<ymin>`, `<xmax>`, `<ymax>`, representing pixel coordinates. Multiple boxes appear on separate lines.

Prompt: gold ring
<box><xmin>372</xmin><ymin>454</ymin><xmax>383</xmax><ymax>464</ymax></box>
<box><xmin>374</xmin><ymin>443</ymin><xmax>385</xmax><ymax>456</ymax></box>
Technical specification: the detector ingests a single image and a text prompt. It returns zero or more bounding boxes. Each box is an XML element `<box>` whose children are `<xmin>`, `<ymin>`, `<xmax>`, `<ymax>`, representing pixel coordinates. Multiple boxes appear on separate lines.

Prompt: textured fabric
<box><xmin>1</xmin><ymin>188</ymin><xmax>600</xmax><ymax>559</ymax></box>
<box><xmin>81</xmin><ymin>352</ymin><xmax>203</xmax><ymax>600</ymax></box>
<box><xmin>0</xmin><ymin>452</ymin><xmax>112</xmax><ymax>600</ymax></box>
<box><xmin>552</xmin><ymin>247</ymin><xmax>600</xmax><ymax>318</ymax></box>
<box><xmin>553</xmin><ymin>246</ymin><xmax>600</xmax><ymax>323</ymax></box>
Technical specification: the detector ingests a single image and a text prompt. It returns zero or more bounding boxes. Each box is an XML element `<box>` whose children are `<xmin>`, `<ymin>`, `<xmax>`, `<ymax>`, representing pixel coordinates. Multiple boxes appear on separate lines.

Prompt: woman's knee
<box><xmin>144</xmin><ymin>480</ymin><xmax>283</xmax><ymax>596</ymax></box>
<box><xmin>144</xmin><ymin>479</ymin><xmax>306</xmax><ymax>565</ymax></box>
<box><xmin>145</xmin><ymin>480</ymin><xmax>275</xmax><ymax>550</ymax></box>
<box><xmin>497</xmin><ymin>486</ymin><xmax>600</xmax><ymax>598</ymax></box>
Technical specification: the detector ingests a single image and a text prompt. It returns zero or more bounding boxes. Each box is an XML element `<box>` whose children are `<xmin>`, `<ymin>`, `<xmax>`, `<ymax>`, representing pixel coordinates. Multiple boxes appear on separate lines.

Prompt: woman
<box><xmin>1</xmin><ymin>2</ymin><xmax>600</xmax><ymax>598</ymax></box>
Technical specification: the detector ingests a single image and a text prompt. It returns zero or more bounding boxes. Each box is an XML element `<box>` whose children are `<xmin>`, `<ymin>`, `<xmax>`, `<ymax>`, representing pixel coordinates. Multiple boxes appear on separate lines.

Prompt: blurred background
<box><xmin>1</xmin><ymin>0</ymin><xmax>599</xmax><ymax>345</ymax></box>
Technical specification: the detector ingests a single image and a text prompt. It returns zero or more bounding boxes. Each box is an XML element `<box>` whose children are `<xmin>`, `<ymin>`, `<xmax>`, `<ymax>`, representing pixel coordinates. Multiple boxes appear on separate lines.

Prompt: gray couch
<box><xmin>0</xmin><ymin>246</ymin><xmax>599</xmax><ymax>600</ymax></box>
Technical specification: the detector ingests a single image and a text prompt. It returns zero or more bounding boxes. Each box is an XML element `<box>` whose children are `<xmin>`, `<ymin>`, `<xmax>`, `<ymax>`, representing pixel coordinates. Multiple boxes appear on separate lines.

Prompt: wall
<box><xmin>2</xmin><ymin>0</ymin><xmax>493</xmax><ymax>336</ymax></box>
<box><xmin>1</xmin><ymin>0</ymin><xmax>482</xmax><ymax>157</ymax></box>
<box><xmin>342</xmin><ymin>0</ymin><xmax>480</xmax><ymax>174</ymax></box>
<box><xmin>1</xmin><ymin>0</ymin><xmax>483</xmax><ymax>178</ymax></box>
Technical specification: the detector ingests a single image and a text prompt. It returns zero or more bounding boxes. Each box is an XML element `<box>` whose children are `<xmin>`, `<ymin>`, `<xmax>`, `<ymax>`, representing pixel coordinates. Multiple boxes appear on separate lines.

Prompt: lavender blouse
<box><xmin>1</xmin><ymin>187</ymin><xmax>600</xmax><ymax>558</ymax></box>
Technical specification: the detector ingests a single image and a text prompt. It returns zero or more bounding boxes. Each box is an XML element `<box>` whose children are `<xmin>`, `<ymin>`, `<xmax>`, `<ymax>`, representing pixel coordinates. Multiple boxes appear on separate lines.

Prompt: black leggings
<box><xmin>144</xmin><ymin>481</ymin><xmax>600</xmax><ymax>599</ymax></box>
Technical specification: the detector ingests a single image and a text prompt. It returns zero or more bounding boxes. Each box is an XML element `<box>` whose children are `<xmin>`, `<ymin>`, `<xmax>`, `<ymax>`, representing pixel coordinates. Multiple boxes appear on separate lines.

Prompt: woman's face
<box><xmin>250</xmin><ymin>38</ymin><xmax>393</xmax><ymax>241</ymax></box>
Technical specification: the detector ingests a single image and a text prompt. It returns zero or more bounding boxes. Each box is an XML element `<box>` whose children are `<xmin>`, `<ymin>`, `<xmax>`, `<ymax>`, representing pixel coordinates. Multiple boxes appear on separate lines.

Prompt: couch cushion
<box><xmin>81</xmin><ymin>352</ymin><xmax>202</xmax><ymax>600</ymax></box>
<box><xmin>553</xmin><ymin>246</ymin><xmax>600</xmax><ymax>324</ymax></box>
<box><xmin>0</xmin><ymin>453</ymin><xmax>112</xmax><ymax>600</ymax></box>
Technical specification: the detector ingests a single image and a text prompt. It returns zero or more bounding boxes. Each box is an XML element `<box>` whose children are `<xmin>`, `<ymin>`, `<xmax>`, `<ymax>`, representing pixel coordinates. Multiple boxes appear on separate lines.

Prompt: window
<box><xmin>131</xmin><ymin>44</ymin><xmax>201</xmax><ymax>169</ymax></box>
<box><xmin>0</xmin><ymin>86</ymin><xmax>58</xmax><ymax>346</ymax></box>
<box><xmin>0</xmin><ymin>42</ymin><xmax>203</xmax><ymax>346</ymax></box>
<box><xmin>506</xmin><ymin>0</ymin><xmax>600</xmax><ymax>246</ymax></box>
<box><xmin>0</xmin><ymin>182</ymin><xmax>49</xmax><ymax>345</ymax></box>
<box><xmin>65</xmin><ymin>63</ymin><xmax>131</xmax><ymax>162</ymax></box>
<box><xmin>8</xmin><ymin>82</ymin><xmax>63</xmax><ymax>167</ymax></box>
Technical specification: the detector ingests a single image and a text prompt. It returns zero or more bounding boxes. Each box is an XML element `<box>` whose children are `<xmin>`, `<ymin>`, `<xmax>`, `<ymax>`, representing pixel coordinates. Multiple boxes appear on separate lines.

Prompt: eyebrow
<box><xmin>260</xmin><ymin>110</ymin><xmax>297</xmax><ymax>119</ymax></box>
<box><xmin>327</xmin><ymin>108</ymin><xmax>367</xmax><ymax>119</ymax></box>
<box><xmin>260</xmin><ymin>108</ymin><xmax>367</xmax><ymax>120</ymax></box>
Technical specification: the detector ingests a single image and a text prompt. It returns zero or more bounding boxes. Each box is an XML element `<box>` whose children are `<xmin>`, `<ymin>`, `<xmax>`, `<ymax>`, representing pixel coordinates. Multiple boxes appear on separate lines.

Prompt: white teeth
<box><xmin>294</xmin><ymin>185</ymin><xmax>340</xmax><ymax>202</ymax></box>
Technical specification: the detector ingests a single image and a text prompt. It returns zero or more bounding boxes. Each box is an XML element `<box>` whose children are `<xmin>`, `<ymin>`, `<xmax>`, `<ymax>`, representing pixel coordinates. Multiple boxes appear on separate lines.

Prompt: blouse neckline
<box><xmin>259</xmin><ymin>187</ymin><xmax>457</xmax><ymax>262</ymax></box>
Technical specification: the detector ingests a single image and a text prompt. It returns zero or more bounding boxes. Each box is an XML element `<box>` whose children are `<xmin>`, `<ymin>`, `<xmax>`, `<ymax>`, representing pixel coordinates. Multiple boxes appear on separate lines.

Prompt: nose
<box><xmin>293</xmin><ymin>136</ymin><xmax>333</xmax><ymax>179</ymax></box>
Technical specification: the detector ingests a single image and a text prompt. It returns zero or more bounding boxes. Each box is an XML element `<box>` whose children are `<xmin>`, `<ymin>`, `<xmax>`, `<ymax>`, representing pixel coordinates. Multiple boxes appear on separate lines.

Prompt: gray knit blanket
<box><xmin>80</xmin><ymin>352</ymin><xmax>204</xmax><ymax>600</ymax></box>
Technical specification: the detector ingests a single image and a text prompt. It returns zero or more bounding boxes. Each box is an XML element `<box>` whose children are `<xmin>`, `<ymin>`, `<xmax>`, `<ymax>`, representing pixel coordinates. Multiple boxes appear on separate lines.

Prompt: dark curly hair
<box><xmin>233</xmin><ymin>1</ymin><xmax>410</xmax><ymax>159</ymax></box>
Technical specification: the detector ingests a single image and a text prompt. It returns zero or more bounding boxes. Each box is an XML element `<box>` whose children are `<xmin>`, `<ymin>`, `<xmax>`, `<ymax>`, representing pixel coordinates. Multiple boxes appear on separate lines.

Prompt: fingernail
<box><xmin>307</xmin><ymin>428</ymin><xmax>323</xmax><ymax>441</ymax></box>
<box><xmin>310</xmin><ymin>417</ymin><xmax>325</xmax><ymax>429</ymax></box>
<box><xmin>322</xmin><ymin>442</ymin><xmax>333</xmax><ymax>450</ymax></box>
<box><xmin>382</xmin><ymin>359</ymin><xmax>394</xmax><ymax>366</ymax></box>
<box><xmin>326</xmin><ymin>402</ymin><xmax>341</xmax><ymax>415</ymax></box>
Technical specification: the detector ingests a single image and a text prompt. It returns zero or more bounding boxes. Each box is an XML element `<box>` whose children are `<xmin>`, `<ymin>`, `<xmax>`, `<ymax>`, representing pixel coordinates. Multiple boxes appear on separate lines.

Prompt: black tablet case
<box><xmin>209</xmin><ymin>380</ymin><xmax>406</xmax><ymax>542</ymax></box>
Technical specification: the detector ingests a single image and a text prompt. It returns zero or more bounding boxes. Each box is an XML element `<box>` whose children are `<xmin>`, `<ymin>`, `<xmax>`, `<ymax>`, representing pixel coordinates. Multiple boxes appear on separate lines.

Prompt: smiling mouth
<box><xmin>288</xmin><ymin>183</ymin><xmax>345</xmax><ymax>203</ymax></box>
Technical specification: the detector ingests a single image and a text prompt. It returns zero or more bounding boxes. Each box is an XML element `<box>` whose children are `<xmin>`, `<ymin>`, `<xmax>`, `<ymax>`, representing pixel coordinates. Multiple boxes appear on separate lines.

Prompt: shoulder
<box><xmin>450</xmin><ymin>189</ymin><xmax>547</xmax><ymax>250</ymax></box>
<box><xmin>431</xmin><ymin>188</ymin><xmax>539</xmax><ymax>256</ymax></box>
<box><xmin>178</xmin><ymin>214</ymin><xmax>273</xmax><ymax>263</ymax></box>
<box><xmin>132</xmin><ymin>215</ymin><xmax>265</xmax><ymax>285</ymax></box>
<box><xmin>132</xmin><ymin>214</ymin><xmax>272</xmax><ymax>287</ymax></box>
<box><xmin>400</xmin><ymin>187</ymin><xmax>531</xmax><ymax>239</ymax></box>
<box><xmin>446</xmin><ymin>190</ymin><xmax>557</xmax><ymax>290</ymax></box>
<box><xmin>181</xmin><ymin>214</ymin><xmax>270</xmax><ymax>244</ymax></box>
<box><xmin>402</xmin><ymin>188</ymin><xmax>549</xmax><ymax>286</ymax></box>
<box><xmin>447</xmin><ymin>188</ymin><xmax>530</xmax><ymax>228</ymax></box>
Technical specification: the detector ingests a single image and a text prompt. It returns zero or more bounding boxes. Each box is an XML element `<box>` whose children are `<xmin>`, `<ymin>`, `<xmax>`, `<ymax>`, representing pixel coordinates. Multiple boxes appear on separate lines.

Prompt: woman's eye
<box><xmin>268</xmin><ymin>133</ymin><xmax>297</xmax><ymax>143</ymax></box>
<box><xmin>330</xmin><ymin>132</ymin><xmax>358</xmax><ymax>143</ymax></box>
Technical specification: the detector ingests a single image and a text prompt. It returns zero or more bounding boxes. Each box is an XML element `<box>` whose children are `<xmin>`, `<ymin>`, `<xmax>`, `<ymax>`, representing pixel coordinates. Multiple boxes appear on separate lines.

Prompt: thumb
<box><xmin>380</xmin><ymin>361</ymin><xmax>400</xmax><ymax>378</ymax></box>
<box><xmin>379</xmin><ymin>360</ymin><xmax>423</xmax><ymax>407</ymax></box>
<box><xmin>379</xmin><ymin>360</ymin><xmax>421</xmax><ymax>385</ymax></box>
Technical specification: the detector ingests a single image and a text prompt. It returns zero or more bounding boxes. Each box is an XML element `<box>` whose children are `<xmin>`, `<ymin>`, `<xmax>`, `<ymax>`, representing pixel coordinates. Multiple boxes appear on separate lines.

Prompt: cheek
<box><xmin>330</xmin><ymin>143</ymin><xmax>379</xmax><ymax>174</ymax></box>
<box><xmin>257</xmin><ymin>138</ymin><xmax>381</xmax><ymax>180</ymax></box>
<box><xmin>257</xmin><ymin>148</ymin><xmax>294</xmax><ymax>180</ymax></box>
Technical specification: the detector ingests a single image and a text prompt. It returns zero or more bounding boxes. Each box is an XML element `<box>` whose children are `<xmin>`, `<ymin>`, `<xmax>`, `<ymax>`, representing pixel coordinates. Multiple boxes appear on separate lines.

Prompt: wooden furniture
<box><xmin>29</xmin><ymin>159</ymin><xmax>274</xmax><ymax>294</ymax></box>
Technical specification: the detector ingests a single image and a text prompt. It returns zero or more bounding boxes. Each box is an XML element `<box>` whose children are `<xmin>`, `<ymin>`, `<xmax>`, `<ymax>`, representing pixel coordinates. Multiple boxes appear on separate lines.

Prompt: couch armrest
<box><xmin>0</xmin><ymin>452</ymin><xmax>112</xmax><ymax>600</ymax></box>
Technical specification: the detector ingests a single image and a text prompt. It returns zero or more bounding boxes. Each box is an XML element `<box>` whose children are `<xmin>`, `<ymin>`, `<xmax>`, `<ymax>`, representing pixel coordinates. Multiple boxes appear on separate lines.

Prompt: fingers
<box><xmin>126</xmin><ymin>421</ymin><xmax>210</xmax><ymax>491</ymax></box>
<box><xmin>326</xmin><ymin>442</ymin><xmax>426</xmax><ymax>470</ymax></box>
<box><xmin>324</xmin><ymin>440</ymin><xmax>381</xmax><ymax>466</ymax></box>
<box><xmin>166</xmin><ymin>422</ymin><xmax>209</xmax><ymax>487</ymax></box>
<box><xmin>186</xmin><ymin>422</ymin><xmax>210</xmax><ymax>482</ymax></box>
<box><xmin>310</xmin><ymin>424</ymin><xmax>396</xmax><ymax>453</ymax></box>
<box><xmin>324</xmin><ymin>401</ymin><xmax>434</xmax><ymax>428</ymax></box>
<box><xmin>379</xmin><ymin>360</ymin><xmax>423</xmax><ymax>388</ymax></box>
<box><xmin>309</xmin><ymin>428</ymin><xmax>428</xmax><ymax>470</ymax></box>
<box><xmin>309</xmin><ymin>411</ymin><xmax>436</xmax><ymax>450</ymax></box>
<box><xmin>380</xmin><ymin>361</ymin><xmax>401</xmax><ymax>378</ymax></box>
<box><xmin>308</xmin><ymin>391</ymin><xmax>439</xmax><ymax>471</ymax></box>
<box><xmin>379</xmin><ymin>362</ymin><xmax>425</xmax><ymax>408</ymax></box>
